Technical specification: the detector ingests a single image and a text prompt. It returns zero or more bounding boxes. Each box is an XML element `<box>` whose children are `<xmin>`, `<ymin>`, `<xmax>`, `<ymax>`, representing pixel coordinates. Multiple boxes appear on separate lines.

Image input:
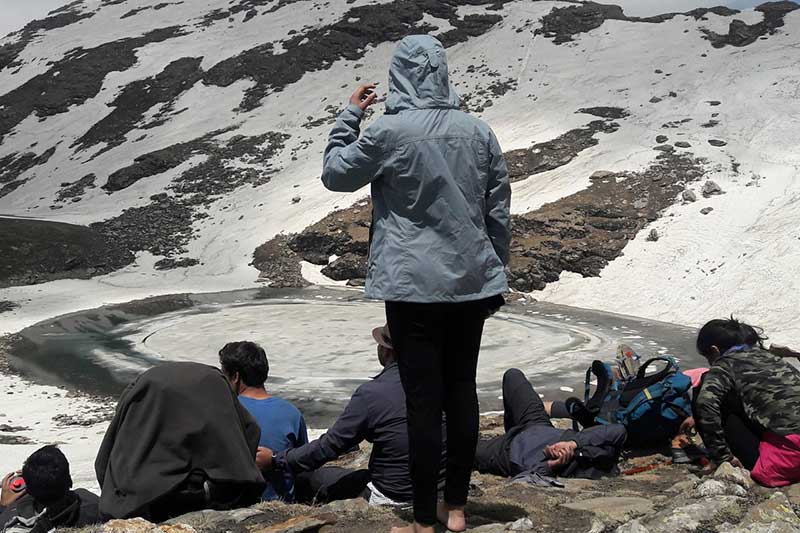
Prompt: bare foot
<box><xmin>437</xmin><ymin>502</ymin><xmax>467</xmax><ymax>532</ymax></box>
<box><xmin>390</xmin><ymin>523</ymin><xmax>435</xmax><ymax>533</ymax></box>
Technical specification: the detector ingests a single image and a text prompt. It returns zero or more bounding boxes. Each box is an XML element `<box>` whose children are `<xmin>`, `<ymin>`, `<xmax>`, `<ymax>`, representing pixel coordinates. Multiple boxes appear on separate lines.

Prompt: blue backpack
<box><xmin>568</xmin><ymin>357</ymin><xmax>692</xmax><ymax>447</ymax></box>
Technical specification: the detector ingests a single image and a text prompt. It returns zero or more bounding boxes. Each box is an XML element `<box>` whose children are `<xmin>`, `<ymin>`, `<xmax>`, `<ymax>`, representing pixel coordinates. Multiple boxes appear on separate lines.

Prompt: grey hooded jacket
<box><xmin>321</xmin><ymin>35</ymin><xmax>511</xmax><ymax>303</ymax></box>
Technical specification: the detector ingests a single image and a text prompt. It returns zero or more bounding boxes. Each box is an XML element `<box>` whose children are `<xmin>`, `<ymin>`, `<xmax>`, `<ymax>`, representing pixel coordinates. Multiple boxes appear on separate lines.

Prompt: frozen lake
<box><xmin>7</xmin><ymin>287</ymin><xmax>704</xmax><ymax>427</ymax></box>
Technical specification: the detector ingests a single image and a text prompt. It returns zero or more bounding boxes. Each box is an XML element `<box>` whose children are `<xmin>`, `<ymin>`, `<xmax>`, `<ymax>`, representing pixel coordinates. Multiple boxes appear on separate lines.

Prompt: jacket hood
<box><xmin>385</xmin><ymin>35</ymin><xmax>460</xmax><ymax>114</ymax></box>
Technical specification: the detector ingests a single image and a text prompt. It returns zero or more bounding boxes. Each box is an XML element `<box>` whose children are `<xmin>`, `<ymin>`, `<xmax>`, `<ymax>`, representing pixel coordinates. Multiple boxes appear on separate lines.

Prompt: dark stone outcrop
<box><xmin>0</xmin><ymin>147</ymin><xmax>57</xmax><ymax>199</ymax></box>
<box><xmin>0</xmin><ymin>27</ymin><xmax>185</xmax><ymax>142</ymax></box>
<box><xmin>54</xmin><ymin>174</ymin><xmax>97</xmax><ymax>204</ymax></box>
<box><xmin>255</xmin><ymin>149</ymin><xmax>706</xmax><ymax>289</ymax></box>
<box><xmin>204</xmin><ymin>0</ymin><xmax>508</xmax><ymax>111</ymax></box>
<box><xmin>74</xmin><ymin>57</ymin><xmax>204</xmax><ymax>154</ymax></box>
<box><xmin>0</xmin><ymin>218</ymin><xmax>134</xmax><ymax>288</ymax></box>
<box><xmin>701</xmin><ymin>1</ymin><xmax>800</xmax><ymax>48</ymax></box>
<box><xmin>505</xmin><ymin>120</ymin><xmax>620</xmax><ymax>183</ymax></box>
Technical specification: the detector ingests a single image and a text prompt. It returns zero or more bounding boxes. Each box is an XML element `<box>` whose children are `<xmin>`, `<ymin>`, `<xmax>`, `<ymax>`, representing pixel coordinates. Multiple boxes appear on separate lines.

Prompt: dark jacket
<box><xmin>95</xmin><ymin>362</ymin><xmax>265</xmax><ymax>519</ymax></box>
<box><xmin>695</xmin><ymin>346</ymin><xmax>800</xmax><ymax>463</ymax></box>
<box><xmin>510</xmin><ymin>424</ymin><xmax>627</xmax><ymax>479</ymax></box>
<box><xmin>274</xmin><ymin>364</ymin><xmax>417</xmax><ymax>502</ymax></box>
<box><xmin>0</xmin><ymin>489</ymin><xmax>100</xmax><ymax>532</ymax></box>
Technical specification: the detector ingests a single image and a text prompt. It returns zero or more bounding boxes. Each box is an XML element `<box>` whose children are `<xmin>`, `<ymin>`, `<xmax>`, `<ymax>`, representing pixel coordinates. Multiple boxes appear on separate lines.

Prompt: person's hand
<box><xmin>256</xmin><ymin>447</ymin><xmax>274</xmax><ymax>471</ymax></box>
<box><xmin>680</xmin><ymin>416</ymin><xmax>696</xmax><ymax>436</ymax></box>
<box><xmin>730</xmin><ymin>457</ymin><xmax>745</xmax><ymax>469</ymax></box>
<box><xmin>350</xmin><ymin>83</ymin><xmax>379</xmax><ymax>111</ymax></box>
<box><xmin>769</xmin><ymin>344</ymin><xmax>800</xmax><ymax>360</ymax></box>
<box><xmin>1</xmin><ymin>472</ymin><xmax>25</xmax><ymax>507</ymax></box>
<box><xmin>544</xmin><ymin>441</ymin><xmax>577</xmax><ymax>470</ymax></box>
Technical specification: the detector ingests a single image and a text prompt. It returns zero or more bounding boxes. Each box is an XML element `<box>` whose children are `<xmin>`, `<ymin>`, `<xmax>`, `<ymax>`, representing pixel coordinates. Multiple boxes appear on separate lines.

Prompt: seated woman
<box><xmin>474</xmin><ymin>368</ymin><xmax>626</xmax><ymax>480</ymax></box>
<box><xmin>95</xmin><ymin>362</ymin><xmax>265</xmax><ymax>522</ymax></box>
<box><xmin>693</xmin><ymin>318</ymin><xmax>800</xmax><ymax>487</ymax></box>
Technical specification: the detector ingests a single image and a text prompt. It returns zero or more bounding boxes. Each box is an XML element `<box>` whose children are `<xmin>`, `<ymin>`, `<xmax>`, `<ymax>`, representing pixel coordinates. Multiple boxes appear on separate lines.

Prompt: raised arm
<box><xmin>321</xmin><ymin>84</ymin><xmax>385</xmax><ymax>192</ymax></box>
<box><xmin>486</xmin><ymin>131</ymin><xmax>511</xmax><ymax>265</ymax></box>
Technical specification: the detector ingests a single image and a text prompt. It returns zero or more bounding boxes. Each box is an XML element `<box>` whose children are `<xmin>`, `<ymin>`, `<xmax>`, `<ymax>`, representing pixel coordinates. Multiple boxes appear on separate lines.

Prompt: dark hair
<box><xmin>696</xmin><ymin>317</ymin><xmax>767</xmax><ymax>358</ymax></box>
<box><xmin>22</xmin><ymin>445</ymin><xmax>72</xmax><ymax>505</ymax></box>
<box><xmin>219</xmin><ymin>341</ymin><xmax>269</xmax><ymax>387</ymax></box>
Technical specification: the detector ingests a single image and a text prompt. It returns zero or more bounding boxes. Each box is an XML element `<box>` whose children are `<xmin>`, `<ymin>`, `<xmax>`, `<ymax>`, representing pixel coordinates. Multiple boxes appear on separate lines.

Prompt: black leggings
<box><xmin>386</xmin><ymin>300</ymin><xmax>487</xmax><ymax>526</ymax></box>
<box><xmin>724</xmin><ymin>414</ymin><xmax>761</xmax><ymax>470</ymax></box>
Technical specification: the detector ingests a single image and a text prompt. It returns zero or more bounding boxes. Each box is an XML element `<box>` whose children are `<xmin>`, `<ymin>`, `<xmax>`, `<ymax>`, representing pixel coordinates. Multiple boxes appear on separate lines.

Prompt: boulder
<box><xmin>739</xmin><ymin>492</ymin><xmax>800</xmax><ymax>528</ymax></box>
<box><xmin>713</xmin><ymin>461</ymin><xmax>754</xmax><ymax>489</ymax></box>
<box><xmin>561</xmin><ymin>496</ymin><xmax>654</xmax><ymax>524</ymax></box>
<box><xmin>674</xmin><ymin>141</ymin><xmax>691</xmax><ymax>148</ymax></box>
<box><xmin>646</xmin><ymin>229</ymin><xmax>660</xmax><ymax>242</ymax></box>
<box><xmin>694</xmin><ymin>479</ymin><xmax>747</xmax><ymax>497</ymax></box>
<box><xmin>251</xmin><ymin>514</ymin><xmax>336</xmax><ymax>533</ymax></box>
<box><xmin>702</xmin><ymin>180</ymin><xmax>723</xmax><ymax>197</ymax></box>
<box><xmin>616</xmin><ymin>520</ymin><xmax>651</xmax><ymax>533</ymax></box>
<box><xmin>640</xmin><ymin>496</ymin><xmax>744</xmax><ymax>533</ymax></box>
<box><xmin>681</xmin><ymin>190</ymin><xmax>697</xmax><ymax>203</ymax></box>
<box><xmin>656</xmin><ymin>135</ymin><xmax>669</xmax><ymax>143</ymax></box>
<box><xmin>102</xmin><ymin>519</ymin><xmax>197</xmax><ymax>533</ymax></box>
<box><xmin>590</xmin><ymin>170</ymin><xmax>615</xmax><ymax>180</ymax></box>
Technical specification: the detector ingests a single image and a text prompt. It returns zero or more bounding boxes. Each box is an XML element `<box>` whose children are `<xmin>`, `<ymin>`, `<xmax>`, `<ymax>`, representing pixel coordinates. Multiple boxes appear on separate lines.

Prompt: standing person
<box><xmin>693</xmin><ymin>318</ymin><xmax>800</xmax><ymax>487</ymax></box>
<box><xmin>321</xmin><ymin>35</ymin><xmax>511</xmax><ymax>533</ymax></box>
<box><xmin>219</xmin><ymin>341</ymin><xmax>309</xmax><ymax>502</ymax></box>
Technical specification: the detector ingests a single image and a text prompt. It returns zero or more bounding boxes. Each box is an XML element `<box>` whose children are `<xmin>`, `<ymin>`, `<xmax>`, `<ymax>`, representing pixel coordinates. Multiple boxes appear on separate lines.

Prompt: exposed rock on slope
<box><xmin>0</xmin><ymin>218</ymin><xmax>134</xmax><ymax>288</ymax></box>
<box><xmin>701</xmin><ymin>1</ymin><xmax>800</xmax><ymax>48</ymax></box>
<box><xmin>255</xmin><ymin>151</ymin><xmax>706</xmax><ymax>290</ymax></box>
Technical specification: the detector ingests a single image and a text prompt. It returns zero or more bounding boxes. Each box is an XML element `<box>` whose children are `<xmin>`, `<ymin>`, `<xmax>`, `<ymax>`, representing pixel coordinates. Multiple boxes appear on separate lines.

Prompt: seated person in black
<box><xmin>95</xmin><ymin>362</ymin><xmax>265</xmax><ymax>522</ymax></box>
<box><xmin>475</xmin><ymin>369</ymin><xmax>627</xmax><ymax>480</ymax></box>
<box><xmin>0</xmin><ymin>446</ymin><xmax>101</xmax><ymax>532</ymax></box>
<box><xmin>259</xmin><ymin>324</ymin><xmax>442</xmax><ymax>506</ymax></box>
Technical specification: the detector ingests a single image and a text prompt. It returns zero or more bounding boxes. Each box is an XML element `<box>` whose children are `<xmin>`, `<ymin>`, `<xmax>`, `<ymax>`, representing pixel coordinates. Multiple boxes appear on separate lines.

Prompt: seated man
<box><xmin>1</xmin><ymin>445</ymin><xmax>101</xmax><ymax>531</ymax></box>
<box><xmin>259</xmin><ymin>324</ymin><xmax>438</xmax><ymax>506</ymax></box>
<box><xmin>219</xmin><ymin>341</ymin><xmax>308</xmax><ymax>502</ymax></box>
<box><xmin>693</xmin><ymin>318</ymin><xmax>800</xmax><ymax>487</ymax></box>
<box><xmin>475</xmin><ymin>368</ymin><xmax>626</xmax><ymax>480</ymax></box>
<box><xmin>95</xmin><ymin>362</ymin><xmax>265</xmax><ymax>521</ymax></box>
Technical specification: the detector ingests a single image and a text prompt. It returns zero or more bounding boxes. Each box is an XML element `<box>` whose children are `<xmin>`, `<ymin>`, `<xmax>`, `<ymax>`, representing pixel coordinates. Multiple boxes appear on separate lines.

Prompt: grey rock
<box><xmin>682</xmin><ymin>190</ymin><xmax>698</xmax><ymax>203</ymax></box>
<box><xmin>650</xmin><ymin>96</ymin><xmax>663</xmax><ymax>103</ymax></box>
<box><xmin>666</xmin><ymin>478</ymin><xmax>699</xmax><ymax>494</ymax></box>
<box><xmin>590</xmin><ymin>170</ymin><xmax>615</xmax><ymax>180</ymax></box>
<box><xmin>701</xmin><ymin>207</ymin><xmax>714</xmax><ymax>215</ymax></box>
<box><xmin>694</xmin><ymin>479</ymin><xmax>747</xmax><ymax>497</ymax></box>
<box><xmin>654</xmin><ymin>144</ymin><xmax>674</xmax><ymax>152</ymax></box>
<box><xmin>702</xmin><ymin>180</ymin><xmax>723</xmax><ymax>197</ymax></box>
<box><xmin>616</xmin><ymin>520</ymin><xmax>651</xmax><ymax>533</ymax></box>
<box><xmin>674</xmin><ymin>141</ymin><xmax>691</xmax><ymax>148</ymax></box>
<box><xmin>656</xmin><ymin>135</ymin><xmax>669</xmax><ymax>143</ymax></box>
<box><xmin>713</xmin><ymin>461</ymin><xmax>753</xmax><ymax>488</ymax></box>
<box><xmin>562</xmin><ymin>497</ymin><xmax>654</xmax><ymax>524</ymax></box>
<box><xmin>291</xmin><ymin>196</ymin><xmax>301</xmax><ymax>204</ymax></box>
<box><xmin>642</xmin><ymin>496</ymin><xmax>744</xmax><ymax>533</ymax></box>
<box><xmin>646</xmin><ymin>229</ymin><xmax>660</xmax><ymax>242</ymax></box>
<box><xmin>708</xmin><ymin>139</ymin><xmax>727</xmax><ymax>146</ymax></box>
<box><xmin>508</xmin><ymin>517</ymin><xmax>534</xmax><ymax>531</ymax></box>
<box><xmin>470</xmin><ymin>525</ymin><xmax>507</xmax><ymax>533</ymax></box>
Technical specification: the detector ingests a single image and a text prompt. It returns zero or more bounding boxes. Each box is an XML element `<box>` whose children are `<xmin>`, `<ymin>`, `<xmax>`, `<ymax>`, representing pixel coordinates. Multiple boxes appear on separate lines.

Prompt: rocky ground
<box><xmin>0</xmin><ymin>218</ymin><xmax>134</xmax><ymax>288</ymax></box>
<box><xmin>67</xmin><ymin>417</ymin><xmax>800</xmax><ymax>533</ymax></box>
<box><xmin>254</xmin><ymin>145</ymin><xmax>708</xmax><ymax>292</ymax></box>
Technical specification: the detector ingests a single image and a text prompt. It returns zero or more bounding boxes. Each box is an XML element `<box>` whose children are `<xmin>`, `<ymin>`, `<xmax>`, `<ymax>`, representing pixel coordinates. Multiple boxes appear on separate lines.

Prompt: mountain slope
<box><xmin>0</xmin><ymin>0</ymin><xmax>798</xmax><ymax>342</ymax></box>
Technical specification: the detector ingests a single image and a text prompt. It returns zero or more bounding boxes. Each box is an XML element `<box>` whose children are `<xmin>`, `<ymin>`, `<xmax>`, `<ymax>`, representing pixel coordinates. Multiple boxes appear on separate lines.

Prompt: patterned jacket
<box><xmin>695</xmin><ymin>346</ymin><xmax>800</xmax><ymax>462</ymax></box>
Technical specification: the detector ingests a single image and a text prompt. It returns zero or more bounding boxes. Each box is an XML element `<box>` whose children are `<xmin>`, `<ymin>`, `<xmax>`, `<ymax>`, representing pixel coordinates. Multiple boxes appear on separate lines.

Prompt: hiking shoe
<box><xmin>671</xmin><ymin>447</ymin><xmax>692</xmax><ymax>464</ymax></box>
